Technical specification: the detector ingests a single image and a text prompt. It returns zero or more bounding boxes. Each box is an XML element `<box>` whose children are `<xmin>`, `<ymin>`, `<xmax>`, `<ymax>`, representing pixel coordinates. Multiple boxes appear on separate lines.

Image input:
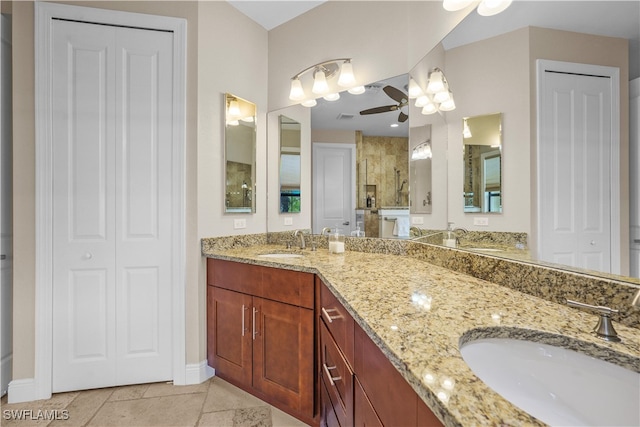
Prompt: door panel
<box><xmin>539</xmin><ymin>69</ymin><xmax>612</xmax><ymax>272</ymax></box>
<box><xmin>52</xmin><ymin>19</ymin><xmax>174</xmax><ymax>392</ymax></box>
<box><xmin>313</xmin><ymin>144</ymin><xmax>355</xmax><ymax>235</ymax></box>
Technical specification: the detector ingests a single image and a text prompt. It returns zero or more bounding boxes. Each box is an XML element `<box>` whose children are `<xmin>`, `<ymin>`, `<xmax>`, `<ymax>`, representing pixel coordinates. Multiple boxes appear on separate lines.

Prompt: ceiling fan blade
<box><xmin>383</xmin><ymin>85</ymin><xmax>408</xmax><ymax>104</ymax></box>
<box><xmin>359</xmin><ymin>105</ymin><xmax>397</xmax><ymax>115</ymax></box>
<box><xmin>398</xmin><ymin>111</ymin><xmax>408</xmax><ymax>123</ymax></box>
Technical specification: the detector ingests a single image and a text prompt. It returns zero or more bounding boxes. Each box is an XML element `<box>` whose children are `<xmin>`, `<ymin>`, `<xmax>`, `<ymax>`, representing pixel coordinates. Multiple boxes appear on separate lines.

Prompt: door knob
<box><xmin>0</xmin><ymin>254</ymin><xmax>5</xmax><ymax>260</ymax></box>
<box><xmin>590</xmin><ymin>241</ymin><xmax>596</xmax><ymax>246</ymax></box>
<box><xmin>342</xmin><ymin>221</ymin><xmax>350</xmax><ymax>226</ymax></box>
<box><xmin>84</xmin><ymin>252</ymin><xmax>93</xmax><ymax>260</ymax></box>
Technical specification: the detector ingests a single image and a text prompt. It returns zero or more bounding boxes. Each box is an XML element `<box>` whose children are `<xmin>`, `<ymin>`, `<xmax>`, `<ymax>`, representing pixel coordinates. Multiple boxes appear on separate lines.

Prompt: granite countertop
<box><xmin>202</xmin><ymin>244</ymin><xmax>640</xmax><ymax>427</ymax></box>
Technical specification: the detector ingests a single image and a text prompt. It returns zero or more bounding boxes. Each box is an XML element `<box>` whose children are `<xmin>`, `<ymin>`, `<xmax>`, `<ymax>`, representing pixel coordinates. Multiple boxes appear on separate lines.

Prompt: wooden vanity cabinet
<box><xmin>318</xmin><ymin>279</ymin><xmax>443</xmax><ymax>427</ymax></box>
<box><xmin>207</xmin><ymin>258</ymin><xmax>315</xmax><ymax>424</ymax></box>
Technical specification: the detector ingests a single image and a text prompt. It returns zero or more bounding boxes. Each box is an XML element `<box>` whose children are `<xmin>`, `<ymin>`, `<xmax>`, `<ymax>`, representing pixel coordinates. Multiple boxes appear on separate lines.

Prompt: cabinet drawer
<box><xmin>320</xmin><ymin>379</ymin><xmax>342</xmax><ymax>427</ymax></box>
<box><xmin>319</xmin><ymin>278</ymin><xmax>355</xmax><ymax>367</ymax></box>
<box><xmin>320</xmin><ymin>321</ymin><xmax>353</xmax><ymax>427</ymax></box>
<box><xmin>262</xmin><ymin>266</ymin><xmax>314</xmax><ymax>309</ymax></box>
<box><xmin>208</xmin><ymin>258</ymin><xmax>261</xmax><ymax>295</ymax></box>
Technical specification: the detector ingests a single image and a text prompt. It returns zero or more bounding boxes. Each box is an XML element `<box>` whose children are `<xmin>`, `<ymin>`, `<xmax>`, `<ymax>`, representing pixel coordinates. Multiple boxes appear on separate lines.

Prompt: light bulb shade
<box><xmin>433</xmin><ymin>89</ymin><xmax>451</xmax><ymax>104</ymax></box>
<box><xmin>463</xmin><ymin>119</ymin><xmax>472</xmax><ymax>138</ymax></box>
<box><xmin>439</xmin><ymin>96</ymin><xmax>456</xmax><ymax>111</ymax></box>
<box><xmin>289</xmin><ymin>78</ymin><xmax>305</xmax><ymax>101</ymax></box>
<box><xmin>426</xmin><ymin>70</ymin><xmax>445</xmax><ymax>94</ymax></box>
<box><xmin>301</xmin><ymin>99</ymin><xmax>317</xmax><ymax>107</ymax></box>
<box><xmin>408</xmin><ymin>79</ymin><xmax>423</xmax><ymax>98</ymax></box>
<box><xmin>477</xmin><ymin>0</ymin><xmax>513</xmax><ymax>16</ymax></box>
<box><xmin>442</xmin><ymin>0</ymin><xmax>474</xmax><ymax>12</ymax></box>
<box><xmin>414</xmin><ymin>95</ymin><xmax>430</xmax><ymax>108</ymax></box>
<box><xmin>312</xmin><ymin>69</ymin><xmax>329</xmax><ymax>95</ymax></box>
<box><xmin>348</xmin><ymin>85</ymin><xmax>365</xmax><ymax>95</ymax></box>
<box><xmin>323</xmin><ymin>93</ymin><xmax>340</xmax><ymax>102</ymax></box>
<box><xmin>337</xmin><ymin>61</ymin><xmax>356</xmax><ymax>87</ymax></box>
<box><xmin>421</xmin><ymin>103</ymin><xmax>437</xmax><ymax>115</ymax></box>
<box><xmin>228</xmin><ymin>100</ymin><xmax>240</xmax><ymax>117</ymax></box>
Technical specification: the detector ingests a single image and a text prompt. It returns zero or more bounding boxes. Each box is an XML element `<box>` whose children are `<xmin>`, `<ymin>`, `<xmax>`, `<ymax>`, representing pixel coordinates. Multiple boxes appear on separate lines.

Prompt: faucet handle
<box><xmin>566</xmin><ymin>299</ymin><xmax>621</xmax><ymax>342</ymax></box>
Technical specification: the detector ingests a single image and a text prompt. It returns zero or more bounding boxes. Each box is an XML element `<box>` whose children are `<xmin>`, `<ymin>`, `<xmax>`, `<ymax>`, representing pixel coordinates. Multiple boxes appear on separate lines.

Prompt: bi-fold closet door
<box><xmin>51</xmin><ymin>19</ymin><xmax>174</xmax><ymax>392</ymax></box>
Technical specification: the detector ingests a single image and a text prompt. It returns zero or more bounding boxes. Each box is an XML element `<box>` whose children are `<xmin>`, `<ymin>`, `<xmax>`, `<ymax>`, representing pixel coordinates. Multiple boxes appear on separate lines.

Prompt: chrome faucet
<box><xmin>293</xmin><ymin>229</ymin><xmax>307</xmax><ymax>249</ymax></box>
<box><xmin>453</xmin><ymin>227</ymin><xmax>468</xmax><ymax>245</ymax></box>
<box><xmin>321</xmin><ymin>227</ymin><xmax>332</xmax><ymax>236</ymax></box>
<box><xmin>632</xmin><ymin>290</ymin><xmax>640</xmax><ymax>310</ymax></box>
<box><xmin>410</xmin><ymin>226</ymin><xmax>423</xmax><ymax>237</ymax></box>
<box><xmin>566</xmin><ymin>299</ymin><xmax>621</xmax><ymax>342</ymax></box>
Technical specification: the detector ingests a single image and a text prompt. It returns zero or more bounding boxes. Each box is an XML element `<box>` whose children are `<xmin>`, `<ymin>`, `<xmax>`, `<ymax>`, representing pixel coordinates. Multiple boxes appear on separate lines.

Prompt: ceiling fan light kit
<box><xmin>289</xmin><ymin>58</ymin><xmax>361</xmax><ymax>106</ymax></box>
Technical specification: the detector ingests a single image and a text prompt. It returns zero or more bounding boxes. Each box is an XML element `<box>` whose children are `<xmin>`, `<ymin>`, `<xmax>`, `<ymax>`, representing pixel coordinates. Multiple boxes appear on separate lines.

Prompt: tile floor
<box><xmin>1</xmin><ymin>377</ymin><xmax>310</xmax><ymax>427</ymax></box>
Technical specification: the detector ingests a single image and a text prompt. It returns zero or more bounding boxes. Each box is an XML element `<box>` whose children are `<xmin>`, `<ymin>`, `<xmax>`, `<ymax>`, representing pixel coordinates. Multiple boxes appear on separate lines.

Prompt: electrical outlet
<box><xmin>284</xmin><ymin>217</ymin><xmax>293</xmax><ymax>226</ymax></box>
<box><xmin>411</xmin><ymin>216</ymin><xmax>424</xmax><ymax>225</ymax></box>
<box><xmin>474</xmin><ymin>217</ymin><xmax>489</xmax><ymax>226</ymax></box>
<box><xmin>233</xmin><ymin>218</ymin><xmax>247</xmax><ymax>229</ymax></box>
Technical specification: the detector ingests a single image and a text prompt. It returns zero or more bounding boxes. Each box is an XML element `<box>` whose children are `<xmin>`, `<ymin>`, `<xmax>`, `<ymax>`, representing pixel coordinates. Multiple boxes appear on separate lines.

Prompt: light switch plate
<box><xmin>411</xmin><ymin>216</ymin><xmax>424</xmax><ymax>225</ymax></box>
<box><xmin>234</xmin><ymin>218</ymin><xmax>247</xmax><ymax>229</ymax></box>
<box><xmin>284</xmin><ymin>217</ymin><xmax>293</xmax><ymax>226</ymax></box>
<box><xmin>474</xmin><ymin>217</ymin><xmax>489</xmax><ymax>226</ymax></box>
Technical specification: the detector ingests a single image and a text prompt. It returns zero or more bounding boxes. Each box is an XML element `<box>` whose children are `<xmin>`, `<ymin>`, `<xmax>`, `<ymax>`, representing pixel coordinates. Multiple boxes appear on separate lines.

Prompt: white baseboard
<box><xmin>184</xmin><ymin>360</ymin><xmax>215</xmax><ymax>385</ymax></box>
<box><xmin>7</xmin><ymin>378</ymin><xmax>46</xmax><ymax>404</ymax></box>
<box><xmin>1</xmin><ymin>353</ymin><xmax>12</xmax><ymax>397</ymax></box>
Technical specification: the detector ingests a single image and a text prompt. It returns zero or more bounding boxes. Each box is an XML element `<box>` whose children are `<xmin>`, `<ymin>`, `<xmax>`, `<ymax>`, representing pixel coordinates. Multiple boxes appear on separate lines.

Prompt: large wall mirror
<box><xmin>224</xmin><ymin>93</ymin><xmax>256</xmax><ymax>214</ymax></box>
<box><xmin>279</xmin><ymin>115</ymin><xmax>301</xmax><ymax>213</ymax></box>
<box><xmin>462</xmin><ymin>113</ymin><xmax>502</xmax><ymax>213</ymax></box>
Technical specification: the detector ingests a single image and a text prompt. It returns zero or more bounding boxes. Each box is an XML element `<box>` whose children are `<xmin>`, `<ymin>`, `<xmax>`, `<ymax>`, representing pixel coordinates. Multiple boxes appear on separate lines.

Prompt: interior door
<box><xmin>312</xmin><ymin>143</ymin><xmax>356</xmax><ymax>235</ymax></box>
<box><xmin>51</xmin><ymin>19</ymin><xmax>174</xmax><ymax>392</ymax></box>
<box><xmin>1</xmin><ymin>13</ymin><xmax>13</xmax><ymax>397</ymax></box>
<box><xmin>538</xmin><ymin>66</ymin><xmax>613</xmax><ymax>272</ymax></box>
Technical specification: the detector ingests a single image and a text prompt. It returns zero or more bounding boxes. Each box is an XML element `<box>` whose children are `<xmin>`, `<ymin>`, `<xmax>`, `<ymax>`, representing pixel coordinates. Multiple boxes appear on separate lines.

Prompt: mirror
<box><xmin>462</xmin><ymin>113</ymin><xmax>502</xmax><ymax>213</ymax></box>
<box><xmin>279</xmin><ymin>115</ymin><xmax>301</xmax><ymax>213</ymax></box>
<box><xmin>409</xmin><ymin>125</ymin><xmax>433</xmax><ymax>214</ymax></box>
<box><xmin>224</xmin><ymin>93</ymin><xmax>256</xmax><ymax>214</ymax></box>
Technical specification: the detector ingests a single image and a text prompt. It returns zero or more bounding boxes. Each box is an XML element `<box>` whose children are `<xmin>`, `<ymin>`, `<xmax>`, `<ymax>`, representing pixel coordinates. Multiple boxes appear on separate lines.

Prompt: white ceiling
<box><xmin>228</xmin><ymin>1</ymin><xmax>640</xmax><ymax>137</ymax></box>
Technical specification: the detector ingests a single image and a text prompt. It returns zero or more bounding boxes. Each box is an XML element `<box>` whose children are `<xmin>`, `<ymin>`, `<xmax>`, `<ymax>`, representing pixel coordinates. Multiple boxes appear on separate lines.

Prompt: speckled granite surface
<box><xmin>201</xmin><ymin>238</ymin><xmax>640</xmax><ymax>427</ymax></box>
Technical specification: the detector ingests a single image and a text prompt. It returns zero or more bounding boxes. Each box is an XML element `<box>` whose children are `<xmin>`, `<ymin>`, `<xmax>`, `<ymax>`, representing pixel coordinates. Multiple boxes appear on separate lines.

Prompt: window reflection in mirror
<box><xmin>462</xmin><ymin>113</ymin><xmax>502</xmax><ymax>213</ymax></box>
<box><xmin>224</xmin><ymin>93</ymin><xmax>256</xmax><ymax>214</ymax></box>
<box><xmin>279</xmin><ymin>115</ymin><xmax>301</xmax><ymax>213</ymax></box>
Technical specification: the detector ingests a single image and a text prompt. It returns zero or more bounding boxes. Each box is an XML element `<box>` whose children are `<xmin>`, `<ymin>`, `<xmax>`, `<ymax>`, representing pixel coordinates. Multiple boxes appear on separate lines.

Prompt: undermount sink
<box><xmin>258</xmin><ymin>253</ymin><xmax>304</xmax><ymax>258</ymax></box>
<box><xmin>460</xmin><ymin>337</ymin><xmax>640</xmax><ymax>426</ymax></box>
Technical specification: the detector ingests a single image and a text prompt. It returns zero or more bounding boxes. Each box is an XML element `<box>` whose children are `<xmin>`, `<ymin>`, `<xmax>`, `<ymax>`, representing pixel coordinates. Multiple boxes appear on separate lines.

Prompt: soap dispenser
<box><xmin>329</xmin><ymin>228</ymin><xmax>345</xmax><ymax>253</ymax></box>
<box><xmin>443</xmin><ymin>222</ymin><xmax>457</xmax><ymax>248</ymax></box>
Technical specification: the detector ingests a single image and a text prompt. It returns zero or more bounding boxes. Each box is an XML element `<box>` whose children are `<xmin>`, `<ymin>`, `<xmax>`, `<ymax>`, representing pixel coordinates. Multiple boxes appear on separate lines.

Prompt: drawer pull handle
<box><xmin>252</xmin><ymin>307</ymin><xmax>258</xmax><ymax>340</ymax></box>
<box><xmin>322</xmin><ymin>307</ymin><xmax>342</xmax><ymax>323</ymax></box>
<box><xmin>241</xmin><ymin>304</ymin><xmax>247</xmax><ymax>336</ymax></box>
<box><xmin>322</xmin><ymin>363</ymin><xmax>341</xmax><ymax>386</ymax></box>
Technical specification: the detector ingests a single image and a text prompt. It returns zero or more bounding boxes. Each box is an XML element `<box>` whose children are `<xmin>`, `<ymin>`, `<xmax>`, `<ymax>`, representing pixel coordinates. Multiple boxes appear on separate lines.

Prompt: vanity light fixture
<box><xmin>411</xmin><ymin>140</ymin><xmax>432</xmax><ymax>160</ymax></box>
<box><xmin>463</xmin><ymin>118</ymin><xmax>472</xmax><ymax>138</ymax></box>
<box><xmin>289</xmin><ymin>58</ymin><xmax>361</xmax><ymax>106</ymax></box>
<box><xmin>419</xmin><ymin>67</ymin><xmax>456</xmax><ymax>115</ymax></box>
<box><xmin>408</xmin><ymin>78</ymin><xmax>423</xmax><ymax>98</ymax></box>
<box><xmin>442</xmin><ymin>0</ymin><xmax>512</xmax><ymax>16</ymax></box>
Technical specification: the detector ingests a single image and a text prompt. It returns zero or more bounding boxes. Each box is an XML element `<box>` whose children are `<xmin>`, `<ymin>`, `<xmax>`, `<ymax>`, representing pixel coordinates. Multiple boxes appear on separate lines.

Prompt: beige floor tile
<box><xmin>201</xmin><ymin>379</ymin><xmax>264</xmax><ymax>414</ymax></box>
<box><xmin>270</xmin><ymin>406</ymin><xmax>308</xmax><ymax>427</ymax></box>
<box><xmin>87</xmin><ymin>393</ymin><xmax>206</xmax><ymax>427</ymax></box>
<box><xmin>196</xmin><ymin>410</ymin><xmax>235</xmax><ymax>427</ymax></box>
<box><xmin>48</xmin><ymin>388</ymin><xmax>113</xmax><ymax>427</ymax></box>
<box><xmin>143</xmin><ymin>381</ymin><xmax>210</xmax><ymax>398</ymax></box>
<box><xmin>1</xmin><ymin>392</ymin><xmax>80</xmax><ymax>427</ymax></box>
<box><xmin>107</xmin><ymin>384</ymin><xmax>149</xmax><ymax>402</ymax></box>
<box><xmin>231</xmin><ymin>407</ymin><xmax>272</xmax><ymax>427</ymax></box>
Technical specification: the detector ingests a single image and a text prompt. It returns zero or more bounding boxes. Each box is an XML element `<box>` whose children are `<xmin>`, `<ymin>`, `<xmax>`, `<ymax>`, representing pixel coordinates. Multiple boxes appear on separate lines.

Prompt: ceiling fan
<box><xmin>359</xmin><ymin>85</ymin><xmax>409</xmax><ymax>123</ymax></box>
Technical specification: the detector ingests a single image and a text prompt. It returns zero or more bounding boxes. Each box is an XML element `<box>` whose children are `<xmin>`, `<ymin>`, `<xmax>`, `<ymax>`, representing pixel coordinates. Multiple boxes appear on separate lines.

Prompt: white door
<box><xmin>51</xmin><ymin>20</ymin><xmax>173</xmax><ymax>392</ymax></box>
<box><xmin>630</xmin><ymin>77</ymin><xmax>640</xmax><ymax>278</ymax></box>
<box><xmin>1</xmin><ymin>13</ymin><xmax>13</xmax><ymax>397</ymax></box>
<box><xmin>312</xmin><ymin>143</ymin><xmax>355</xmax><ymax>235</ymax></box>
<box><xmin>538</xmin><ymin>64</ymin><xmax>614</xmax><ymax>272</ymax></box>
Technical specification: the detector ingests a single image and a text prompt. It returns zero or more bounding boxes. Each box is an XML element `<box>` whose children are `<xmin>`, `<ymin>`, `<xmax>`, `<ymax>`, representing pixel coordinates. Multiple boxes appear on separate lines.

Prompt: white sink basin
<box><xmin>258</xmin><ymin>253</ymin><xmax>303</xmax><ymax>258</ymax></box>
<box><xmin>460</xmin><ymin>337</ymin><xmax>640</xmax><ymax>426</ymax></box>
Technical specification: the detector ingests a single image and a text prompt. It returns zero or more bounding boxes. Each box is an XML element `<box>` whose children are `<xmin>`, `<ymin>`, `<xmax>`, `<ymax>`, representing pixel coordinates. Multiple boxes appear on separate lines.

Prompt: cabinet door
<box><xmin>354</xmin><ymin>378</ymin><xmax>383</xmax><ymax>427</ymax></box>
<box><xmin>208</xmin><ymin>286</ymin><xmax>252</xmax><ymax>386</ymax></box>
<box><xmin>321</xmin><ymin>379</ymin><xmax>342</xmax><ymax>427</ymax></box>
<box><xmin>253</xmin><ymin>297</ymin><xmax>314</xmax><ymax>418</ymax></box>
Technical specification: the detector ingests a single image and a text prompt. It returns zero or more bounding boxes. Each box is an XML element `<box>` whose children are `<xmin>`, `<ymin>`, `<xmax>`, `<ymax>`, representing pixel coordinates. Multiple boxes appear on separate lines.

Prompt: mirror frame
<box><xmin>278</xmin><ymin>115</ymin><xmax>302</xmax><ymax>213</ymax></box>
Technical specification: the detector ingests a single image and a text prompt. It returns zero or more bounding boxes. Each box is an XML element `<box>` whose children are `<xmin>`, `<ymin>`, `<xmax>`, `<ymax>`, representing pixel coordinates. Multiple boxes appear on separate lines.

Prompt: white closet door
<box><xmin>538</xmin><ymin>70</ymin><xmax>612</xmax><ymax>272</ymax></box>
<box><xmin>52</xmin><ymin>20</ymin><xmax>173</xmax><ymax>392</ymax></box>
